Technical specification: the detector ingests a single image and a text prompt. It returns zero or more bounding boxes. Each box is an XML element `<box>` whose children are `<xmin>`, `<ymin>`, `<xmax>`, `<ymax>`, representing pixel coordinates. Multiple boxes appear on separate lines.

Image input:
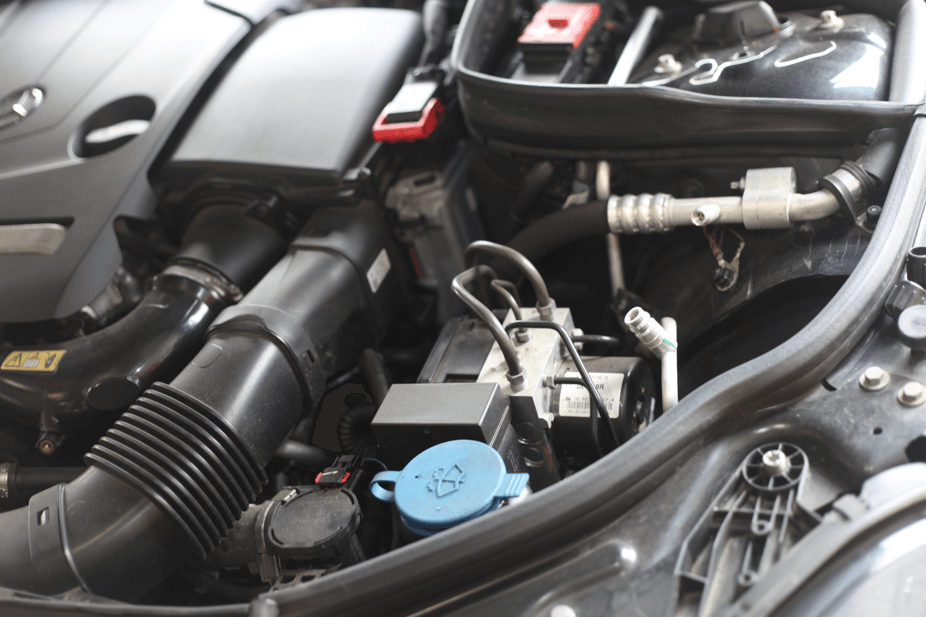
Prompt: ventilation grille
<box><xmin>86</xmin><ymin>382</ymin><xmax>267</xmax><ymax>558</ymax></box>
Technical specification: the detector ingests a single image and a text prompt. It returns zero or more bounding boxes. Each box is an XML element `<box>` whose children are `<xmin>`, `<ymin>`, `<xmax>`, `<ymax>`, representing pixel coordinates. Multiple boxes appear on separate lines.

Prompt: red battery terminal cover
<box><xmin>518</xmin><ymin>3</ymin><xmax>602</xmax><ymax>49</ymax></box>
<box><xmin>372</xmin><ymin>98</ymin><xmax>444</xmax><ymax>143</ymax></box>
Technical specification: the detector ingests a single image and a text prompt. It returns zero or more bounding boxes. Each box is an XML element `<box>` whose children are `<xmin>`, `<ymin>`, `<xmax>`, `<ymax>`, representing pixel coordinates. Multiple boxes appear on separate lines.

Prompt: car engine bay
<box><xmin>2</xmin><ymin>0</ymin><xmax>926</xmax><ymax>615</ymax></box>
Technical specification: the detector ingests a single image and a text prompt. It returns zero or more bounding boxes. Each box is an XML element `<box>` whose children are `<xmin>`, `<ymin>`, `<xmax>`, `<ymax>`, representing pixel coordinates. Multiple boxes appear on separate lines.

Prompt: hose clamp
<box><xmin>162</xmin><ymin>263</ymin><xmax>243</xmax><ymax>303</ymax></box>
<box><xmin>819</xmin><ymin>164</ymin><xmax>870</xmax><ymax>220</ymax></box>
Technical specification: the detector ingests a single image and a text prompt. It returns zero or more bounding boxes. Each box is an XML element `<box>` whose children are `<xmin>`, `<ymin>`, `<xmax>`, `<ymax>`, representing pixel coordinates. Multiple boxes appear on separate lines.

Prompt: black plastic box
<box><xmin>371</xmin><ymin>382</ymin><xmax>524</xmax><ymax>473</ymax></box>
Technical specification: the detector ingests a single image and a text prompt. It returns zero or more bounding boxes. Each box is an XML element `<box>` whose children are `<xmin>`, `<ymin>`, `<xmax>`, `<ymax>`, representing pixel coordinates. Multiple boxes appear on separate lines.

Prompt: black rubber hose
<box><xmin>273</xmin><ymin>440</ymin><xmax>331</xmax><ymax>470</ymax></box>
<box><xmin>259</xmin><ymin>119</ymin><xmax>926</xmax><ymax>617</ymax></box>
<box><xmin>0</xmin><ymin>206</ymin><xmax>285</xmax><ymax>433</ymax></box>
<box><xmin>503</xmin><ymin>160</ymin><xmax>555</xmax><ymax>236</ymax></box>
<box><xmin>572</xmin><ymin>334</ymin><xmax>622</xmax><ymax>348</ymax></box>
<box><xmin>0</xmin><ymin>207</ymin><xmax>395</xmax><ymax>600</ymax></box>
<box><xmin>505</xmin><ymin>200</ymin><xmax>608</xmax><ymax>271</ymax></box>
<box><xmin>170</xmin><ymin>205</ymin><xmax>287</xmax><ymax>292</ymax></box>
<box><xmin>337</xmin><ymin>404</ymin><xmax>378</xmax><ymax>459</ymax></box>
<box><xmin>289</xmin><ymin>415</ymin><xmax>316</xmax><ymax>444</ymax></box>
<box><xmin>508</xmin><ymin>130</ymin><xmax>910</xmax><ymax>269</ymax></box>
<box><xmin>360</xmin><ymin>349</ymin><xmax>390</xmax><ymax>406</ymax></box>
<box><xmin>178</xmin><ymin>566</ymin><xmax>258</xmax><ymax>603</ymax></box>
<box><xmin>13</xmin><ymin>466</ymin><xmax>83</xmax><ymax>494</ymax></box>
<box><xmin>858</xmin><ymin>128</ymin><xmax>908</xmax><ymax>187</ymax></box>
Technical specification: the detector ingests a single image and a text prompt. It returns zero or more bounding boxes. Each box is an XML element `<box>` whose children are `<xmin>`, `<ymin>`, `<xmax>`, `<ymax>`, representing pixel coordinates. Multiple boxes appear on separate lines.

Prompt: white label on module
<box><xmin>366</xmin><ymin>248</ymin><xmax>391</xmax><ymax>293</ymax></box>
<box><xmin>558</xmin><ymin>372</ymin><xmax>624</xmax><ymax>419</ymax></box>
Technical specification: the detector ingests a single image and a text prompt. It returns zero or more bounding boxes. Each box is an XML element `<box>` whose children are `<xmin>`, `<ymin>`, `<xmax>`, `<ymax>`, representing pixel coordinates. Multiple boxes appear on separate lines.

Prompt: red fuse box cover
<box><xmin>518</xmin><ymin>3</ymin><xmax>601</xmax><ymax>49</ymax></box>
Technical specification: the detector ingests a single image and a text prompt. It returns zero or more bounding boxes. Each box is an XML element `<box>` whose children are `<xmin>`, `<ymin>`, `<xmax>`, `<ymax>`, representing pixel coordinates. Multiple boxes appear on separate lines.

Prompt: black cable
<box><xmin>504</xmin><ymin>320</ymin><xmax>619</xmax><ymax>450</ymax></box>
<box><xmin>327</xmin><ymin>365</ymin><xmax>362</xmax><ymax>390</ymax></box>
<box><xmin>571</xmin><ymin>334</ymin><xmax>622</xmax><ymax>349</ymax></box>
<box><xmin>505</xmin><ymin>201</ymin><xmax>609</xmax><ymax>275</ymax></box>
<box><xmin>550</xmin><ymin>376</ymin><xmax>601</xmax><ymax>459</ymax></box>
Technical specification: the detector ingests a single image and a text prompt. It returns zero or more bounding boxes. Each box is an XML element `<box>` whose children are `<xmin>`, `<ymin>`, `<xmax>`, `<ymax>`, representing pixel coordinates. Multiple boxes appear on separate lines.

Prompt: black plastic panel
<box><xmin>450</xmin><ymin>0</ymin><xmax>917</xmax><ymax>154</ymax></box>
<box><xmin>633</xmin><ymin>12</ymin><xmax>893</xmax><ymax>101</ymax></box>
<box><xmin>162</xmin><ymin>8</ymin><xmax>423</xmax><ymax>204</ymax></box>
<box><xmin>0</xmin><ymin>0</ymin><xmax>250</xmax><ymax>322</ymax></box>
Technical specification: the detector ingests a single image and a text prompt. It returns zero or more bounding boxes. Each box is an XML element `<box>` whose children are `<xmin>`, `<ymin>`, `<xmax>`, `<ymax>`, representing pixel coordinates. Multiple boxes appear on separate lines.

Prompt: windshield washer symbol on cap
<box><xmin>427</xmin><ymin>463</ymin><xmax>466</xmax><ymax>498</ymax></box>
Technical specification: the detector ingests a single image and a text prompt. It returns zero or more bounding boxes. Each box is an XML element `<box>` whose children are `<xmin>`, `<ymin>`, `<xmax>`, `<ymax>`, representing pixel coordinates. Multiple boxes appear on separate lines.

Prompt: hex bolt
<box><xmin>506</xmin><ymin>369</ymin><xmax>528</xmax><ymax>392</ymax></box>
<box><xmin>859</xmin><ymin>366</ymin><xmax>890</xmax><ymax>392</ymax></box>
<box><xmin>818</xmin><ymin>10</ymin><xmax>843</xmax><ymax>28</ymax></box>
<box><xmin>760</xmin><ymin>449</ymin><xmax>790</xmax><ymax>477</ymax></box>
<box><xmin>654</xmin><ymin>54</ymin><xmax>681</xmax><ymax>74</ymax></box>
<box><xmin>898</xmin><ymin>381</ymin><xmax>926</xmax><ymax>407</ymax></box>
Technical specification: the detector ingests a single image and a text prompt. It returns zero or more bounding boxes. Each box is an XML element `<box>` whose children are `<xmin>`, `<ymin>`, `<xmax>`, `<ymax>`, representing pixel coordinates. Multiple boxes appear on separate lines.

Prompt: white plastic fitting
<box><xmin>660</xmin><ymin>317</ymin><xmax>679</xmax><ymax>412</ymax></box>
<box><xmin>624</xmin><ymin>307</ymin><xmax>677</xmax><ymax>358</ymax></box>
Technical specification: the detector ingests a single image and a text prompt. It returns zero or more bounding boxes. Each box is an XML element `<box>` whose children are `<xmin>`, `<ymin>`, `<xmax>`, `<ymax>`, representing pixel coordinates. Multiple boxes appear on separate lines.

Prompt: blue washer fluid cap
<box><xmin>370</xmin><ymin>440</ymin><xmax>529</xmax><ymax>536</ymax></box>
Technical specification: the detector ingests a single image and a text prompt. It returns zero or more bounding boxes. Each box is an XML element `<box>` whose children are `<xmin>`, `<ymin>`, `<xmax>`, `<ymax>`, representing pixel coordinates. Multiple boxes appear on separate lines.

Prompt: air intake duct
<box><xmin>0</xmin><ymin>204</ymin><xmax>286</xmax><ymax>435</ymax></box>
<box><xmin>0</xmin><ymin>203</ymin><xmax>404</xmax><ymax>598</ymax></box>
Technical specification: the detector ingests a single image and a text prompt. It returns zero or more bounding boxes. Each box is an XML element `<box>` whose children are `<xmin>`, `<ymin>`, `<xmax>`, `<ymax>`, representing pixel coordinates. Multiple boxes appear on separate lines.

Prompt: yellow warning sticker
<box><xmin>1</xmin><ymin>350</ymin><xmax>66</xmax><ymax>373</ymax></box>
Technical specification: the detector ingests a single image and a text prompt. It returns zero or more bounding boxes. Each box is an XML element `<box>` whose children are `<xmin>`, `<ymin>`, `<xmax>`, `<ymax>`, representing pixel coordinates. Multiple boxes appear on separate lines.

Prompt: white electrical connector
<box><xmin>624</xmin><ymin>307</ymin><xmax>677</xmax><ymax>358</ymax></box>
<box><xmin>626</xmin><ymin>307</ymin><xmax>680</xmax><ymax>412</ymax></box>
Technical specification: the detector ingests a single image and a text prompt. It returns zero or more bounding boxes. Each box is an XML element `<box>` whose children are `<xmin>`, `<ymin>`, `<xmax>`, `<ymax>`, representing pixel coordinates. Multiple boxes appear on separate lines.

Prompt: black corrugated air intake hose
<box><xmin>0</xmin><ymin>205</ymin><xmax>286</xmax><ymax>434</ymax></box>
<box><xmin>0</xmin><ymin>203</ymin><xmax>404</xmax><ymax>600</ymax></box>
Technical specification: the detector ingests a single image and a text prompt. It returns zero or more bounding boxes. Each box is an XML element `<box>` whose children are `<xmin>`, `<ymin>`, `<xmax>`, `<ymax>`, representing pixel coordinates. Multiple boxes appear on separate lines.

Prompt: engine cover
<box><xmin>0</xmin><ymin>0</ymin><xmax>251</xmax><ymax>322</ymax></box>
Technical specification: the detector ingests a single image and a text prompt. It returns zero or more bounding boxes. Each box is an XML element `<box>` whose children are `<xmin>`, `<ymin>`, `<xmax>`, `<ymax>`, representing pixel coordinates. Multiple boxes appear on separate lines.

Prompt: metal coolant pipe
<box><xmin>608</xmin><ymin>6</ymin><xmax>663</xmax><ymax>86</ymax></box>
<box><xmin>603</xmin><ymin>6</ymin><xmax>662</xmax><ymax>293</ymax></box>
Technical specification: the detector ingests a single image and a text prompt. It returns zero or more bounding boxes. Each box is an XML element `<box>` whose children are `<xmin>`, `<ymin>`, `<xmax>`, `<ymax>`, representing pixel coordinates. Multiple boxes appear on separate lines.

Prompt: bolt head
<box><xmin>899</xmin><ymin>381</ymin><xmax>926</xmax><ymax>406</ymax></box>
<box><xmin>654</xmin><ymin>54</ymin><xmax>681</xmax><ymax>74</ymax></box>
<box><xmin>860</xmin><ymin>366</ymin><xmax>890</xmax><ymax>391</ymax></box>
<box><xmin>818</xmin><ymin>10</ymin><xmax>843</xmax><ymax>28</ymax></box>
<box><xmin>761</xmin><ymin>449</ymin><xmax>790</xmax><ymax>477</ymax></box>
<box><xmin>38</xmin><ymin>440</ymin><xmax>55</xmax><ymax>455</ymax></box>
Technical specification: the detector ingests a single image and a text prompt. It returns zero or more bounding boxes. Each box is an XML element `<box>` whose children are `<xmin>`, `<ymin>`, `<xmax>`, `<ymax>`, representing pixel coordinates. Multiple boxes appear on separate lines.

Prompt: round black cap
<box><xmin>898</xmin><ymin>304</ymin><xmax>926</xmax><ymax>350</ymax></box>
<box><xmin>694</xmin><ymin>0</ymin><xmax>781</xmax><ymax>44</ymax></box>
